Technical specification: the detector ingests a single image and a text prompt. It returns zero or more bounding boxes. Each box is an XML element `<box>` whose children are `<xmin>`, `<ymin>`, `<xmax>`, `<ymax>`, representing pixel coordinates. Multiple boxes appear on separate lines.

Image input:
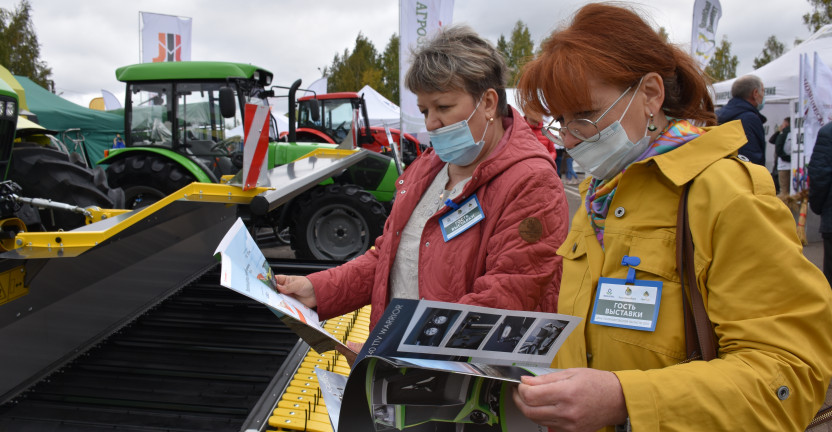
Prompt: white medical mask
<box><xmin>428</xmin><ymin>96</ymin><xmax>490</xmax><ymax>166</ymax></box>
<box><xmin>566</xmin><ymin>79</ymin><xmax>652</xmax><ymax>181</ymax></box>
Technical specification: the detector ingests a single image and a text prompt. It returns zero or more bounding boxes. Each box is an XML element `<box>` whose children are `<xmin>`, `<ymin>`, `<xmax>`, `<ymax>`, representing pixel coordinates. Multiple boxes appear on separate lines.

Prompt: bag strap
<box><xmin>677</xmin><ymin>183</ymin><xmax>832</xmax><ymax>430</ymax></box>
<box><xmin>676</xmin><ymin>183</ymin><xmax>717</xmax><ymax>361</ymax></box>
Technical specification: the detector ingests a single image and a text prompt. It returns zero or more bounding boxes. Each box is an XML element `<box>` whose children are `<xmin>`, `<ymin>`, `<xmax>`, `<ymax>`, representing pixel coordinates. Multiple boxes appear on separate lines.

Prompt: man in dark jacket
<box><xmin>809</xmin><ymin>121</ymin><xmax>832</xmax><ymax>286</ymax></box>
<box><xmin>716</xmin><ymin>74</ymin><xmax>767</xmax><ymax>166</ymax></box>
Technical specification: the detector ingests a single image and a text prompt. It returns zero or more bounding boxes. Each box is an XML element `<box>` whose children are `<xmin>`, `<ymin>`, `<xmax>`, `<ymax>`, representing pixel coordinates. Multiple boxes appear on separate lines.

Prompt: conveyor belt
<box><xmin>268</xmin><ymin>306</ymin><xmax>371</xmax><ymax>432</ymax></box>
<box><xmin>0</xmin><ymin>258</ymin><xmax>341</xmax><ymax>432</ymax></box>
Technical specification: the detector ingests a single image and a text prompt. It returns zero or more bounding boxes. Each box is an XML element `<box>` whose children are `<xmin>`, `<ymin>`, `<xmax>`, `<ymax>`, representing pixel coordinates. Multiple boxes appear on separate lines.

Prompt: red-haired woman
<box><xmin>512</xmin><ymin>3</ymin><xmax>832</xmax><ymax>431</ymax></box>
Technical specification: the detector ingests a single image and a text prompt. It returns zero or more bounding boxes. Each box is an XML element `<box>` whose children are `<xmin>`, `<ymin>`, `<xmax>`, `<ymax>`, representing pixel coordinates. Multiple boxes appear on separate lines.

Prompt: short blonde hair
<box><xmin>405</xmin><ymin>25</ymin><xmax>509</xmax><ymax>117</ymax></box>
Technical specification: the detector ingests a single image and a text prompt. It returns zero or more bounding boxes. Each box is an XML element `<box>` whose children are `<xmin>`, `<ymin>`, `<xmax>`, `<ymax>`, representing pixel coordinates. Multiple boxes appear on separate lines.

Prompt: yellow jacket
<box><xmin>555</xmin><ymin>121</ymin><xmax>832</xmax><ymax>431</ymax></box>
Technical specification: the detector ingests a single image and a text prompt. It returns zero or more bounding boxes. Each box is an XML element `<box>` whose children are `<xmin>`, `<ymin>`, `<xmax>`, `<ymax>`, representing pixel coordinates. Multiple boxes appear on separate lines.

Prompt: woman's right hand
<box><xmin>274</xmin><ymin>275</ymin><xmax>317</xmax><ymax>309</ymax></box>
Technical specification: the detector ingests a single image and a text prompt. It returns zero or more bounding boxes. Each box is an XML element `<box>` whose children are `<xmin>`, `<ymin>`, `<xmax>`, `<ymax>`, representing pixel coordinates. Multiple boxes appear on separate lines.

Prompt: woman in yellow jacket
<box><xmin>512</xmin><ymin>4</ymin><xmax>832</xmax><ymax>431</ymax></box>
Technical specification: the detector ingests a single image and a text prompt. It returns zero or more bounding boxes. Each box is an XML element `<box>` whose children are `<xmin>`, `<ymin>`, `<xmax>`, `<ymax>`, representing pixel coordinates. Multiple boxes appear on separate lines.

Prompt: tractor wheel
<box><xmin>8</xmin><ymin>145</ymin><xmax>124</xmax><ymax>230</ymax></box>
<box><xmin>106</xmin><ymin>154</ymin><xmax>196</xmax><ymax>208</ymax></box>
<box><xmin>289</xmin><ymin>184</ymin><xmax>387</xmax><ymax>261</ymax></box>
<box><xmin>400</xmin><ymin>137</ymin><xmax>421</xmax><ymax>166</ymax></box>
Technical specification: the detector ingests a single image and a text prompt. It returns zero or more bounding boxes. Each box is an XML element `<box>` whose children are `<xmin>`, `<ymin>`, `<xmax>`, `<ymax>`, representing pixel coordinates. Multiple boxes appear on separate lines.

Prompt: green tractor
<box><xmin>100</xmin><ymin>61</ymin><xmax>399</xmax><ymax>260</ymax></box>
<box><xmin>0</xmin><ymin>76</ymin><xmax>123</xmax><ymax>233</ymax></box>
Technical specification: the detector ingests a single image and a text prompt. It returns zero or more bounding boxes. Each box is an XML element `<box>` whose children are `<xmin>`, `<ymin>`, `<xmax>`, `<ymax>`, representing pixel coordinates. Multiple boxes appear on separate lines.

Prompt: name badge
<box><xmin>439</xmin><ymin>194</ymin><xmax>485</xmax><ymax>242</ymax></box>
<box><xmin>590</xmin><ymin>277</ymin><xmax>662</xmax><ymax>331</ymax></box>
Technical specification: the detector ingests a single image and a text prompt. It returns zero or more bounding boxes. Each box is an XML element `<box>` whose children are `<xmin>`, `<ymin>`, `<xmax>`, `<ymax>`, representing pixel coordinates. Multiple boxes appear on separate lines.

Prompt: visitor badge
<box><xmin>439</xmin><ymin>194</ymin><xmax>484</xmax><ymax>242</ymax></box>
<box><xmin>590</xmin><ymin>277</ymin><xmax>662</xmax><ymax>331</ymax></box>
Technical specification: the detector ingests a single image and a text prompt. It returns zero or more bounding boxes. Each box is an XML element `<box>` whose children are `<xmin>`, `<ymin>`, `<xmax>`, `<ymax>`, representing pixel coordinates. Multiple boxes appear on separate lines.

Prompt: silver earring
<box><xmin>647</xmin><ymin>112</ymin><xmax>657</xmax><ymax>132</ymax></box>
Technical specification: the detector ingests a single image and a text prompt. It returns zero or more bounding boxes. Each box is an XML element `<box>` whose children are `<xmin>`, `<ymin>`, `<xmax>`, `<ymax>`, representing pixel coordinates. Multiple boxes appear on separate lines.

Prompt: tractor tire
<box><xmin>289</xmin><ymin>183</ymin><xmax>387</xmax><ymax>261</ymax></box>
<box><xmin>106</xmin><ymin>154</ymin><xmax>196</xmax><ymax>209</ymax></box>
<box><xmin>8</xmin><ymin>145</ymin><xmax>124</xmax><ymax>231</ymax></box>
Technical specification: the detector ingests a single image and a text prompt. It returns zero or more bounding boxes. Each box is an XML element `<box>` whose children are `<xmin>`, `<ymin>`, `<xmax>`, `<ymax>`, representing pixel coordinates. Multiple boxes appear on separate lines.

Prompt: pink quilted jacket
<box><xmin>308</xmin><ymin>107</ymin><xmax>569</xmax><ymax>328</ymax></box>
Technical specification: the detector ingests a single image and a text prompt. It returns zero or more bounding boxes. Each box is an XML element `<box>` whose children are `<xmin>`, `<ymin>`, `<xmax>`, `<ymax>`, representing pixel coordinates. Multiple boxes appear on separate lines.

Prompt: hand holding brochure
<box><xmin>213</xmin><ymin>219</ymin><xmax>582</xmax><ymax>430</ymax></box>
<box><xmin>213</xmin><ymin>218</ymin><xmax>355</xmax><ymax>360</ymax></box>
<box><xmin>335</xmin><ymin>298</ymin><xmax>581</xmax><ymax>431</ymax></box>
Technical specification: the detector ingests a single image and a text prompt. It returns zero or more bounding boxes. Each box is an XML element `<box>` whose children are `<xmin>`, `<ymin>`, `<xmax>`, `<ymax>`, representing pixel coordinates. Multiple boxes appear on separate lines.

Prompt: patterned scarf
<box><xmin>585</xmin><ymin>119</ymin><xmax>706</xmax><ymax>247</ymax></box>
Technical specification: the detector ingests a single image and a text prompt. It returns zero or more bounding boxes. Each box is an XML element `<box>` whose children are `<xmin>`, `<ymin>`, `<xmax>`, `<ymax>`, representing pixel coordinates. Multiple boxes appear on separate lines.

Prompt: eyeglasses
<box><xmin>542</xmin><ymin>84</ymin><xmax>635</xmax><ymax>144</ymax></box>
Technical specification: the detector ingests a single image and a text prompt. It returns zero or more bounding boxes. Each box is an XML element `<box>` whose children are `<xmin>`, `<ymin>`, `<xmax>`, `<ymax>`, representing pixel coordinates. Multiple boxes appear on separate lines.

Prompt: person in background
<box><xmin>513</xmin><ymin>3</ymin><xmax>832</xmax><ymax>431</ymax></box>
<box><xmin>809</xmin><ymin>121</ymin><xmax>832</xmax><ymax>287</ymax></box>
<box><xmin>716</xmin><ymin>74</ymin><xmax>768</xmax><ymax>166</ymax></box>
<box><xmin>275</xmin><ymin>25</ymin><xmax>569</xmax><ymax>330</ymax></box>
<box><xmin>524</xmin><ymin>108</ymin><xmax>559</xmax><ymax>162</ymax></box>
<box><xmin>772</xmin><ymin>117</ymin><xmax>792</xmax><ymax>198</ymax></box>
<box><xmin>562</xmin><ymin>153</ymin><xmax>579</xmax><ymax>185</ymax></box>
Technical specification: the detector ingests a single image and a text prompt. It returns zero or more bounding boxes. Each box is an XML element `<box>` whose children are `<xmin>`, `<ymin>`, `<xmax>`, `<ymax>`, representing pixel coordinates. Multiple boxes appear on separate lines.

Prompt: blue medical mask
<box><xmin>757</xmin><ymin>95</ymin><xmax>766</xmax><ymax>111</ymax></box>
<box><xmin>428</xmin><ymin>97</ymin><xmax>490</xmax><ymax>166</ymax></box>
<box><xmin>566</xmin><ymin>77</ymin><xmax>652</xmax><ymax>181</ymax></box>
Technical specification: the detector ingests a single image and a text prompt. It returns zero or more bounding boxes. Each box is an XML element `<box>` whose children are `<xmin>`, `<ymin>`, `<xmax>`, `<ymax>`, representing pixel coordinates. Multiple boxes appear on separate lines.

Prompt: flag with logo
<box><xmin>690</xmin><ymin>0</ymin><xmax>722</xmax><ymax>70</ymax></box>
<box><xmin>802</xmin><ymin>53</ymin><xmax>820</xmax><ymax>164</ymax></box>
<box><xmin>140</xmin><ymin>12</ymin><xmax>192</xmax><ymax>63</ymax></box>
<box><xmin>801</xmin><ymin>52</ymin><xmax>832</xmax><ymax>161</ymax></box>
<box><xmin>399</xmin><ymin>0</ymin><xmax>454</xmax><ymax>135</ymax></box>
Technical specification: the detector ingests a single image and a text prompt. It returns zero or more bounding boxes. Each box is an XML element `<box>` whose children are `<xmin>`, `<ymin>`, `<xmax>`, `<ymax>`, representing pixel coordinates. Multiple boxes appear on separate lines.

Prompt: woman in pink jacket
<box><xmin>276</xmin><ymin>25</ymin><xmax>569</xmax><ymax>329</ymax></box>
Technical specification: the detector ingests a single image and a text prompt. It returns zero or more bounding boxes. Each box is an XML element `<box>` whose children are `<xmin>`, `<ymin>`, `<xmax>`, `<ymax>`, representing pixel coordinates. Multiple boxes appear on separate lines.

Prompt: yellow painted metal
<box><xmin>0</xmin><ymin>218</ymin><xmax>26</xmax><ymax>252</ymax></box>
<box><xmin>84</xmin><ymin>207</ymin><xmax>131</xmax><ymax>225</ymax></box>
<box><xmin>0</xmin><ymin>265</ymin><xmax>27</xmax><ymax>305</ymax></box>
<box><xmin>267</xmin><ymin>305</ymin><xmax>371</xmax><ymax>432</ymax></box>
<box><xmin>294</xmin><ymin>148</ymin><xmax>357</xmax><ymax>161</ymax></box>
<box><xmin>10</xmin><ymin>182</ymin><xmax>273</xmax><ymax>258</ymax></box>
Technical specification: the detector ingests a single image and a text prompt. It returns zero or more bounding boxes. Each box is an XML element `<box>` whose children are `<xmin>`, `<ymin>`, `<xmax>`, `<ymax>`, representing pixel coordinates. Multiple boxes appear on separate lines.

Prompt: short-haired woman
<box><xmin>276</xmin><ymin>25</ymin><xmax>569</xmax><ymax>330</ymax></box>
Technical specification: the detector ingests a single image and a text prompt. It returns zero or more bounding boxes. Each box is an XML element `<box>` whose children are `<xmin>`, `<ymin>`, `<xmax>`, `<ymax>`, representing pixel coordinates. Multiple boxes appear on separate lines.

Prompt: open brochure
<box><xmin>333</xmin><ymin>298</ymin><xmax>581</xmax><ymax>431</ymax></box>
<box><xmin>213</xmin><ymin>218</ymin><xmax>354</xmax><ymax>359</ymax></box>
<box><xmin>213</xmin><ymin>219</ymin><xmax>582</xmax><ymax>430</ymax></box>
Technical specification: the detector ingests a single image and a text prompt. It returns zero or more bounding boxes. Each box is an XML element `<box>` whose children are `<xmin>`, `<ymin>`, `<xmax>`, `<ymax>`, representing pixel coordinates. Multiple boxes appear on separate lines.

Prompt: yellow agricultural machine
<box><xmin>0</xmin><ymin>77</ymin><xmax>373</xmax><ymax>431</ymax></box>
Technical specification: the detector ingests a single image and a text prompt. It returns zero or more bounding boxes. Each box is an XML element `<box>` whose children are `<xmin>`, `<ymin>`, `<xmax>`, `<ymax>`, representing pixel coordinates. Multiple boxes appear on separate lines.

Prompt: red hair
<box><xmin>517</xmin><ymin>3</ymin><xmax>716</xmax><ymax>126</ymax></box>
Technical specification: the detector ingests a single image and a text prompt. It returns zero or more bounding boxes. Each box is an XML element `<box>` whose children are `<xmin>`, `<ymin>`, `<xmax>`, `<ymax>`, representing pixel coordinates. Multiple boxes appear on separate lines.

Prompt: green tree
<box><xmin>497</xmin><ymin>35</ymin><xmax>509</xmax><ymax>59</ymax></box>
<box><xmin>378</xmin><ymin>34</ymin><xmax>399</xmax><ymax>103</ymax></box>
<box><xmin>753</xmin><ymin>35</ymin><xmax>785</xmax><ymax>69</ymax></box>
<box><xmin>0</xmin><ymin>0</ymin><xmax>52</xmax><ymax>88</ymax></box>
<box><xmin>497</xmin><ymin>21</ymin><xmax>535</xmax><ymax>86</ymax></box>
<box><xmin>705</xmin><ymin>36</ymin><xmax>738</xmax><ymax>82</ymax></box>
<box><xmin>657</xmin><ymin>26</ymin><xmax>670</xmax><ymax>43</ymax></box>
<box><xmin>804</xmin><ymin>0</ymin><xmax>832</xmax><ymax>33</ymax></box>
<box><xmin>325</xmin><ymin>33</ymin><xmax>382</xmax><ymax>94</ymax></box>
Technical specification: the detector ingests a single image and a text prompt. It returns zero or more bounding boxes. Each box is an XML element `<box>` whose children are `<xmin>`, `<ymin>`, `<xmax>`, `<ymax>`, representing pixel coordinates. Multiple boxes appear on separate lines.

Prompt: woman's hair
<box><xmin>405</xmin><ymin>24</ymin><xmax>510</xmax><ymax>117</ymax></box>
<box><xmin>517</xmin><ymin>3</ymin><xmax>716</xmax><ymax>126</ymax></box>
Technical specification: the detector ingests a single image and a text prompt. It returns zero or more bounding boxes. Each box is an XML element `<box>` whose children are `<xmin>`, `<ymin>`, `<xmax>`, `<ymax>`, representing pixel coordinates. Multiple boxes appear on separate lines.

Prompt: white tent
<box><xmin>712</xmin><ymin>24</ymin><xmax>832</xmax><ymax>105</ymax></box>
<box><xmin>358</xmin><ymin>85</ymin><xmax>401</xmax><ymax>128</ymax></box>
<box><xmin>712</xmin><ymin>25</ymin><xmax>832</xmax><ymax>242</ymax></box>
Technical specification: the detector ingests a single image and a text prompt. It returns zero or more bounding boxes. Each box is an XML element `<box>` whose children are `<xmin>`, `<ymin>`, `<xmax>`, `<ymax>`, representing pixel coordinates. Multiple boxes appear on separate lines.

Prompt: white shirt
<box><xmin>388</xmin><ymin>163</ymin><xmax>471</xmax><ymax>300</ymax></box>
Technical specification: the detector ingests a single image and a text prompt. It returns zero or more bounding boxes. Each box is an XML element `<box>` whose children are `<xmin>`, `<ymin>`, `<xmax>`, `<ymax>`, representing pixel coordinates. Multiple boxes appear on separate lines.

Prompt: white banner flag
<box><xmin>690</xmin><ymin>0</ymin><xmax>722</xmax><ymax>70</ymax></box>
<box><xmin>803</xmin><ymin>52</ymin><xmax>832</xmax><ymax>160</ymax></box>
<box><xmin>399</xmin><ymin>0</ymin><xmax>454</xmax><ymax>135</ymax></box>
<box><xmin>304</xmin><ymin>77</ymin><xmax>328</xmax><ymax>96</ymax></box>
<box><xmin>140</xmin><ymin>12</ymin><xmax>192</xmax><ymax>63</ymax></box>
<box><xmin>803</xmin><ymin>53</ymin><xmax>820</xmax><ymax>165</ymax></box>
<box><xmin>101</xmin><ymin>89</ymin><xmax>122</xmax><ymax>110</ymax></box>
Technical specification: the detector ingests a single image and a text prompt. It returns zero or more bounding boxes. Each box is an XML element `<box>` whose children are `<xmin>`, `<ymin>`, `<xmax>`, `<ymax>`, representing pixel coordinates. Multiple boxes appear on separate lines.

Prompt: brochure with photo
<box><xmin>355</xmin><ymin>299</ymin><xmax>579</xmax><ymax>367</ymax></box>
<box><xmin>332</xmin><ymin>298</ymin><xmax>581</xmax><ymax>431</ymax></box>
<box><xmin>213</xmin><ymin>218</ymin><xmax>353</xmax><ymax>358</ymax></box>
<box><xmin>214</xmin><ymin>220</ymin><xmax>581</xmax><ymax>430</ymax></box>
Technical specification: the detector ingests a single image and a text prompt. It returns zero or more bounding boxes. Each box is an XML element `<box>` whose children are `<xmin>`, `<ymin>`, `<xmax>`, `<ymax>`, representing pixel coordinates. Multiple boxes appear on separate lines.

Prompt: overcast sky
<box><xmin>0</xmin><ymin>0</ymin><xmax>816</xmax><ymax>108</ymax></box>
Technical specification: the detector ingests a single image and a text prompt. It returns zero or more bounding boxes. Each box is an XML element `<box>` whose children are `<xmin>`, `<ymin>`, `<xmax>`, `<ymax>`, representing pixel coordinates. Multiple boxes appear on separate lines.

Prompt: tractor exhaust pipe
<box><xmin>287</xmin><ymin>79</ymin><xmax>302</xmax><ymax>142</ymax></box>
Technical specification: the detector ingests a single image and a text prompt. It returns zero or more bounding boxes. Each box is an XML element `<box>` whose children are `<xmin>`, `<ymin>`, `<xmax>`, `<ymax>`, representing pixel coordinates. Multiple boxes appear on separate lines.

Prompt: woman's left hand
<box><xmin>513</xmin><ymin>368</ymin><xmax>628</xmax><ymax>432</ymax></box>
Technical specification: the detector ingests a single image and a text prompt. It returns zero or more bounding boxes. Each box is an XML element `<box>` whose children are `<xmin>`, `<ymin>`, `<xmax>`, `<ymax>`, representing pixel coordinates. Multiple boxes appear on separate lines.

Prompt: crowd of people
<box><xmin>275</xmin><ymin>3</ymin><xmax>832</xmax><ymax>431</ymax></box>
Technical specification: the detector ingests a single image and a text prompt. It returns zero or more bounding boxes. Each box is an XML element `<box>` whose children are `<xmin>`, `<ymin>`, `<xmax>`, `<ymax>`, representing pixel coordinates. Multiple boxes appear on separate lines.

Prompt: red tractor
<box><xmin>286</xmin><ymin>92</ymin><xmax>424</xmax><ymax>166</ymax></box>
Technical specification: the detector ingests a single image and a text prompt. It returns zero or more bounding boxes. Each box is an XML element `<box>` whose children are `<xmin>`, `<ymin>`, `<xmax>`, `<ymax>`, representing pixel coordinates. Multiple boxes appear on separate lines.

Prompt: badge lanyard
<box><xmin>590</xmin><ymin>255</ymin><xmax>663</xmax><ymax>332</ymax></box>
